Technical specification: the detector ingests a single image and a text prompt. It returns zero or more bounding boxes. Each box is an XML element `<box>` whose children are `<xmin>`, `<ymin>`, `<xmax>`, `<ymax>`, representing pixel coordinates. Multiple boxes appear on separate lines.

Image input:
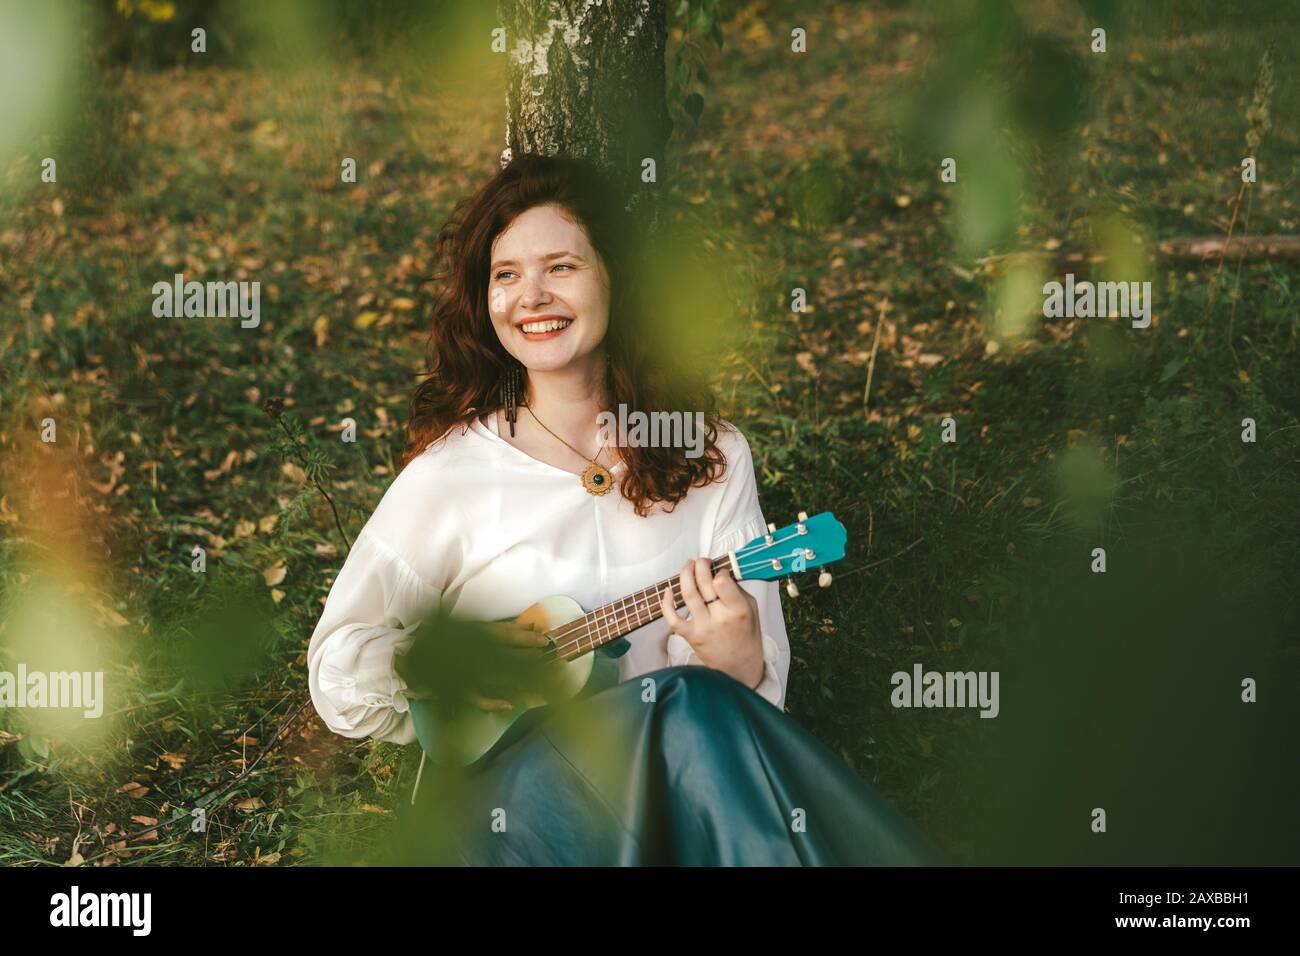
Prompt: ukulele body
<box><xmin>409</xmin><ymin>595</ymin><xmax>621</xmax><ymax>769</ymax></box>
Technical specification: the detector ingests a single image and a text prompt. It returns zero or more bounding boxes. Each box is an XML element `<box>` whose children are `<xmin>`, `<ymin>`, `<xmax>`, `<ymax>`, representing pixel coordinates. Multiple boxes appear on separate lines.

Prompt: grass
<box><xmin>1</xmin><ymin>0</ymin><xmax>1297</xmax><ymax>866</ymax></box>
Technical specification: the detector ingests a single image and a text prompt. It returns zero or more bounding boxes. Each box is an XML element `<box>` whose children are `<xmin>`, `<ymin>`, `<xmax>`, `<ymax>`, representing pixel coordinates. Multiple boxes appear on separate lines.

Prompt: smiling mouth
<box><xmin>518</xmin><ymin>318</ymin><xmax>574</xmax><ymax>336</ymax></box>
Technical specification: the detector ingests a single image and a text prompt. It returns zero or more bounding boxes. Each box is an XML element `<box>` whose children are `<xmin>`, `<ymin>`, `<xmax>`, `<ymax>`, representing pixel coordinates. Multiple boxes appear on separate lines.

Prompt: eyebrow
<box><xmin>490</xmin><ymin>251</ymin><xmax>586</xmax><ymax>269</ymax></box>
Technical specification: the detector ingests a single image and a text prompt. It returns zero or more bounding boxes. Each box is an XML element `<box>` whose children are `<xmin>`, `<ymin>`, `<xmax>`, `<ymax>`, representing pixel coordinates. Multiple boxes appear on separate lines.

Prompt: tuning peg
<box><xmin>785</xmin><ymin>578</ymin><xmax>799</xmax><ymax>598</ymax></box>
<box><xmin>797</xmin><ymin>511</ymin><xmax>808</xmax><ymax>521</ymax></box>
<box><xmin>818</xmin><ymin>570</ymin><xmax>832</xmax><ymax>588</ymax></box>
<box><xmin>765</xmin><ymin>522</ymin><xmax>776</xmax><ymax>544</ymax></box>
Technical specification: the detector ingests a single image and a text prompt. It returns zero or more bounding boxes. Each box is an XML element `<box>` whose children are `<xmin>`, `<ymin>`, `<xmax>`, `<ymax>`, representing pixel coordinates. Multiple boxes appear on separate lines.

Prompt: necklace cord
<box><xmin>521</xmin><ymin>404</ymin><xmax>610</xmax><ymax>465</ymax></box>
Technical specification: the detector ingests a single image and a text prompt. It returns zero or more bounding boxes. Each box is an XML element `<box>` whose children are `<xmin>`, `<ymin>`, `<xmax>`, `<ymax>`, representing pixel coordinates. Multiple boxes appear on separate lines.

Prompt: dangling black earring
<box><xmin>502</xmin><ymin>363</ymin><xmax>520</xmax><ymax>437</ymax></box>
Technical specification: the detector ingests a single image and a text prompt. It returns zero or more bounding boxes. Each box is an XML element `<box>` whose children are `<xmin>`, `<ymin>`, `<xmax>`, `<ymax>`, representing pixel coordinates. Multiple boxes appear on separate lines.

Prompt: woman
<box><xmin>306</xmin><ymin>153</ymin><xmax>941</xmax><ymax>866</ymax></box>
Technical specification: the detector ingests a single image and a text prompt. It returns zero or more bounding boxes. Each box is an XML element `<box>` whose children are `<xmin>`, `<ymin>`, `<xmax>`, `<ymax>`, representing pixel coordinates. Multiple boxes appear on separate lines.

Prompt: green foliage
<box><xmin>670</xmin><ymin>0</ymin><xmax>725</xmax><ymax>132</ymax></box>
<box><xmin>93</xmin><ymin>0</ymin><xmax>220</xmax><ymax>66</ymax></box>
<box><xmin>168</xmin><ymin>566</ymin><xmax>280</xmax><ymax>694</ymax></box>
<box><xmin>1</xmin><ymin>0</ymin><xmax>1296</xmax><ymax>867</ymax></box>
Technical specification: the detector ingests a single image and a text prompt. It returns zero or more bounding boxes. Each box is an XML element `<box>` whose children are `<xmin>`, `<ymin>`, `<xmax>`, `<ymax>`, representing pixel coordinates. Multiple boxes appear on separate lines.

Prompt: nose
<box><xmin>518</xmin><ymin>271</ymin><xmax>553</xmax><ymax>310</ymax></box>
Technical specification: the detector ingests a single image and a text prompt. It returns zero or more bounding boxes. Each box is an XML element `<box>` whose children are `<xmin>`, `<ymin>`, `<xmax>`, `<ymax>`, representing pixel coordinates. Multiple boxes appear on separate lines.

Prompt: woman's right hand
<box><xmin>467</xmin><ymin>621</ymin><xmax>551</xmax><ymax>712</ymax></box>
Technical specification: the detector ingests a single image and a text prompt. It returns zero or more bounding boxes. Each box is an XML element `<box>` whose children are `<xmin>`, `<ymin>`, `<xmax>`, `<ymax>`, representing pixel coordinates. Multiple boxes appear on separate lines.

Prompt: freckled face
<box><xmin>487</xmin><ymin>203</ymin><xmax>611</xmax><ymax>373</ymax></box>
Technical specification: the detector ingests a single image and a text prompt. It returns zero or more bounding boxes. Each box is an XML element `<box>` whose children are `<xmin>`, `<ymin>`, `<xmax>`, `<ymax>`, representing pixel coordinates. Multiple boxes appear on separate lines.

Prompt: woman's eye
<box><xmin>494</xmin><ymin>264</ymin><xmax>573</xmax><ymax>281</ymax></box>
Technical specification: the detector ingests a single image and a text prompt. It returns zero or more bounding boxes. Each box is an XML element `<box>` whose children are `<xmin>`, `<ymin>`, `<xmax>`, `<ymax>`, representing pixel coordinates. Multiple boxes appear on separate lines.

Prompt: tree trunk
<box><xmin>498</xmin><ymin>0</ymin><xmax>671</xmax><ymax>236</ymax></box>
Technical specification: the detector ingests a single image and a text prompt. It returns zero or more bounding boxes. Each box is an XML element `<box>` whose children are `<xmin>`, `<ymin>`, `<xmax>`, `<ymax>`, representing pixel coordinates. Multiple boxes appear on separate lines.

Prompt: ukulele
<box><xmin>407</xmin><ymin>511</ymin><xmax>847</xmax><ymax>768</ymax></box>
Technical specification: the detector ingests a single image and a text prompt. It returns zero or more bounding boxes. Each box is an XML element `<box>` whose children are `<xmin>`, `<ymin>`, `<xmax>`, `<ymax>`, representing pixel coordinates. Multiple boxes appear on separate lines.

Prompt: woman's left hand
<box><xmin>661</xmin><ymin>558</ymin><xmax>765</xmax><ymax>690</ymax></box>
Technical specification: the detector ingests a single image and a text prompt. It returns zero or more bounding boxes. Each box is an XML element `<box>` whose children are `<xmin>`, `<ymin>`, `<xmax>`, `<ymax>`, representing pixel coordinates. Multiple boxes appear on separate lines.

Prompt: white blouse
<box><xmin>306</xmin><ymin>413</ymin><xmax>792</xmax><ymax>745</ymax></box>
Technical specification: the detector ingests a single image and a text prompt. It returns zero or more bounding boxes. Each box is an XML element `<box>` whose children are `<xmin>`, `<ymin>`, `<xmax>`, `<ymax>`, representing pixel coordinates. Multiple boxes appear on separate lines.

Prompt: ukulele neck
<box><xmin>547</xmin><ymin>554</ymin><xmax>734</xmax><ymax>662</ymax></box>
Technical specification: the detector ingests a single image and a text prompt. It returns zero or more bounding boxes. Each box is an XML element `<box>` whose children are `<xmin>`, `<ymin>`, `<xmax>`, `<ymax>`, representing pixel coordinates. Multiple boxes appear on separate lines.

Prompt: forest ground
<box><xmin>1</xmin><ymin>2</ymin><xmax>1297</xmax><ymax>865</ymax></box>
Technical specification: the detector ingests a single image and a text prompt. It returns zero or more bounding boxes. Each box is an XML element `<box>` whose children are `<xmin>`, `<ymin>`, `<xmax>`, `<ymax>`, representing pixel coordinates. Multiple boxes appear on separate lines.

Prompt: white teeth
<box><xmin>520</xmin><ymin>319</ymin><xmax>572</xmax><ymax>333</ymax></box>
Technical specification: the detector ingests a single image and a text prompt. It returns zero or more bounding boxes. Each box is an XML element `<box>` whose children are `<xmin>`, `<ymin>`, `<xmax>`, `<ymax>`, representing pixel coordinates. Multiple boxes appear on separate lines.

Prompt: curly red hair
<box><xmin>401</xmin><ymin>153</ymin><xmax>729</xmax><ymax>517</ymax></box>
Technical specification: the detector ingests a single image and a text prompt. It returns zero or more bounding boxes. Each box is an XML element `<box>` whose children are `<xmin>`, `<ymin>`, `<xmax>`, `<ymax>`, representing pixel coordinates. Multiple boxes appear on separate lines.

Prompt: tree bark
<box><xmin>976</xmin><ymin>235</ymin><xmax>1300</xmax><ymax>277</ymax></box>
<box><xmin>1155</xmin><ymin>235</ymin><xmax>1300</xmax><ymax>262</ymax></box>
<box><xmin>498</xmin><ymin>0</ymin><xmax>672</xmax><ymax>237</ymax></box>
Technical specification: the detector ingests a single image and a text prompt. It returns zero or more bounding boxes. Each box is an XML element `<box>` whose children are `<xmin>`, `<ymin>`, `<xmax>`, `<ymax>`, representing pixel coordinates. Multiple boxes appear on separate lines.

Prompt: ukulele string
<box><xmin>539</xmin><ymin>562</ymin><xmax>723</xmax><ymax>663</ymax></box>
<box><xmin>541</xmin><ymin>529</ymin><xmax>809</xmax><ymax>662</ymax></box>
<box><xmin>543</xmin><ymin>529</ymin><xmax>807</xmax><ymax>654</ymax></box>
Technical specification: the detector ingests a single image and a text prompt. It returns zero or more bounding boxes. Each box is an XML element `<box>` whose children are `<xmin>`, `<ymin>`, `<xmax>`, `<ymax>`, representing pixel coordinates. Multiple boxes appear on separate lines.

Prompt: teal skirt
<box><xmin>402</xmin><ymin>666</ymin><xmax>943</xmax><ymax>866</ymax></box>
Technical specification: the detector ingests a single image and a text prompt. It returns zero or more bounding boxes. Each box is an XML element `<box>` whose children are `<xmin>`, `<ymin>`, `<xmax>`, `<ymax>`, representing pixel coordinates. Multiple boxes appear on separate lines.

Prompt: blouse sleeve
<box><xmin>306</xmin><ymin>455</ymin><xmax>456</xmax><ymax>745</ymax></box>
<box><xmin>665</xmin><ymin>426</ymin><xmax>792</xmax><ymax>711</ymax></box>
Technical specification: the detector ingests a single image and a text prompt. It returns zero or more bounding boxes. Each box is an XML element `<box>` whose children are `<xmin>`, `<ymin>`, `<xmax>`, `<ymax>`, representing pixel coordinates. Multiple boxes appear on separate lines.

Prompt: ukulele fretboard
<box><xmin>544</xmin><ymin>555</ymin><xmax>733</xmax><ymax>662</ymax></box>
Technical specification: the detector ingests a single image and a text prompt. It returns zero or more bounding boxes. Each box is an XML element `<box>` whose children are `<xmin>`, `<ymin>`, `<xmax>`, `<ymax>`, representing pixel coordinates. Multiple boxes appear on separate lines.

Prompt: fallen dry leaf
<box><xmin>89</xmin><ymin>451</ymin><xmax>126</xmax><ymax>495</ymax></box>
<box><xmin>215</xmin><ymin>449</ymin><xmax>240</xmax><ymax>474</ymax></box>
<box><xmin>159</xmin><ymin>751</ymin><xmax>186</xmax><ymax>770</ymax></box>
<box><xmin>795</xmin><ymin>352</ymin><xmax>819</xmax><ymax>377</ymax></box>
<box><xmin>95</xmin><ymin>601</ymin><xmax>130</xmax><ymax>628</ymax></box>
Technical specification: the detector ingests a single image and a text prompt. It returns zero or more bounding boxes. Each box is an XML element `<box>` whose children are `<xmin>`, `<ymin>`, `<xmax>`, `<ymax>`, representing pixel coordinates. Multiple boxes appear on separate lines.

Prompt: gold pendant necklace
<box><xmin>521</xmin><ymin>405</ymin><xmax>614</xmax><ymax>496</ymax></box>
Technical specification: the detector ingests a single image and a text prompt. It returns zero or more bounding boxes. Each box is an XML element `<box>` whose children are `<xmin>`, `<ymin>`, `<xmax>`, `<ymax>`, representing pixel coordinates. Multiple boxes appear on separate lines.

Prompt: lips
<box><xmin>516</xmin><ymin>315</ymin><xmax>574</xmax><ymax>338</ymax></box>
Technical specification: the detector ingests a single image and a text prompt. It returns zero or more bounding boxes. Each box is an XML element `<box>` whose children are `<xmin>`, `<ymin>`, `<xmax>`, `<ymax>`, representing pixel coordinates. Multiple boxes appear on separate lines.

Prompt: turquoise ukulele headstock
<box><xmin>732</xmin><ymin>511</ymin><xmax>847</xmax><ymax>586</ymax></box>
